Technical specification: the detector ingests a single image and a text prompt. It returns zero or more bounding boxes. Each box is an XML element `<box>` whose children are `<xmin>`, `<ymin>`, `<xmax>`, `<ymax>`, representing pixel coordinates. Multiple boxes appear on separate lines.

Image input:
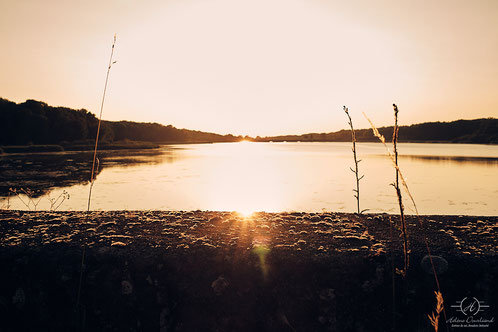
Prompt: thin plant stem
<box><xmin>87</xmin><ymin>34</ymin><xmax>117</xmax><ymax>212</ymax></box>
<box><xmin>343</xmin><ymin>106</ymin><xmax>365</xmax><ymax>214</ymax></box>
<box><xmin>77</xmin><ymin>34</ymin><xmax>117</xmax><ymax>327</ymax></box>
<box><xmin>9</xmin><ymin>188</ymin><xmax>42</xmax><ymax>211</ymax></box>
<box><xmin>12</xmin><ymin>189</ymin><xmax>30</xmax><ymax>210</ymax></box>
<box><xmin>392</xmin><ymin>104</ymin><xmax>409</xmax><ymax>277</ymax></box>
<box><xmin>363</xmin><ymin>111</ymin><xmax>449</xmax><ymax>331</ymax></box>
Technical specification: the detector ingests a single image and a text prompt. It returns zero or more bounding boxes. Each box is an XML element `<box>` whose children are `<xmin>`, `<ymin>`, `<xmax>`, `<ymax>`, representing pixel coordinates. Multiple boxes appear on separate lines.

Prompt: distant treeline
<box><xmin>0</xmin><ymin>98</ymin><xmax>241</xmax><ymax>146</ymax></box>
<box><xmin>1</xmin><ymin>97</ymin><xmax>497</xmax><ymax>146</ymax></box>
<box><xmin>255</xmin><ymin>118</ymin><xmax>498</xmax><ymax>144</ymax></box>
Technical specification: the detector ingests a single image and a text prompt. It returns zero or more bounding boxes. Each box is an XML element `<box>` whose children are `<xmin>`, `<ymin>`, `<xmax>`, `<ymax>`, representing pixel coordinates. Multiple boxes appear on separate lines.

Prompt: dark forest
<box><xmin>1</xmin><ymin>97</ymin><xmax>496</xmax><ymax>147</ymax></box>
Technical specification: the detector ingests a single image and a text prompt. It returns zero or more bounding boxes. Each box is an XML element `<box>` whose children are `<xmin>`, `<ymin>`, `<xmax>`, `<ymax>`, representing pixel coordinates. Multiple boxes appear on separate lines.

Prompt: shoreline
<box><xmin>1</xmin><ymin>140</ymin><xmax>497</xmax><ymax>155</ymax></box>
<box><xmin>2</xmin><ymin>210</ymin><xmax>496</xmax><ymax>256</ymax></box>
<box><xmin>1</xmin><ymin>211</ymin><xmax>496</xmax><ymax>331</ymax></box>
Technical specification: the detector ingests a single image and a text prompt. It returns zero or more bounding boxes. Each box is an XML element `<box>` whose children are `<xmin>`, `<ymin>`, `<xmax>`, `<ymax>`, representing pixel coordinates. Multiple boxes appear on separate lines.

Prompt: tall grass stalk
<box><xmin>363</xmin><ymin>110</ymin><xmax>448</xmax><ymax>331</ymax></box>
<box><xmin>87</xmin><ymin>34</ymin><xmax>117</xmax><ymax>211</ymax></box>
<box><xmin>391</xmin><ymin>104</ymin><xmax>409</xmax><ymax>277</ymax></box>
<box><xmin>343</xmin><ymin>106</ymin><xmax>366</xmax><ymax>214</ymax></box>
<box><xmin>77</xmin><ymin>34</ymin><xmax>117</xmax><ymax>326</ymax></box>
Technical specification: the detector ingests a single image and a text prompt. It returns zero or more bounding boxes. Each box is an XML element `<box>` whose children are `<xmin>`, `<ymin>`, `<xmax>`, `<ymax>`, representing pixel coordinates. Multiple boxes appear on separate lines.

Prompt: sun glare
<box><xmin>205</xmin><ymin>141</ymin><xmax>283</xmax><ymax>214</ymax></box>
<box><xmin>236</xmin><ymin>209</ymin><xmax>255</xmax><ymax>219</ymax></box>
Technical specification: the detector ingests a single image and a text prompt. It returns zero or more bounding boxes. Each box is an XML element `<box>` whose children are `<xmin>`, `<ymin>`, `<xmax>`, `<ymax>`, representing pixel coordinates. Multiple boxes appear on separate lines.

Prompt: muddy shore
<box><xmin>0</xmin><ymin>211</ymin><xmax>496</xmax><ymax>331</ymax></box>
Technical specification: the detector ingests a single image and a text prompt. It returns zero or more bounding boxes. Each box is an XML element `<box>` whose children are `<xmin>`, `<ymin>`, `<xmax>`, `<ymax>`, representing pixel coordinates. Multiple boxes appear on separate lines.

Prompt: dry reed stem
<box><xmin>363</xmin><ymin>110</ymin><xmax>448</xmax><ymax>331</ymax></box>
<box><xmin>392</xmin><ymin>104</ymin><xmax>409</xmax><ymax>276</ymax></box>
<box><xmin>87</xmin><ymin>34</ymin><xmax>117</xmax><ymax>211</ymax></box>
<box><xmin>343</xmin><ymin>106</ymin><xmax>366</xmax><ymax>214</ymax></box>
<box><xmin>77</xmin><ymin>34</ymin><xmax>117</xmax><ymax>327</ymax></box>
<box><xmin>363</xmin><ymin>114</ymin><xmax>418</xmax><ymax>214</ymax></box>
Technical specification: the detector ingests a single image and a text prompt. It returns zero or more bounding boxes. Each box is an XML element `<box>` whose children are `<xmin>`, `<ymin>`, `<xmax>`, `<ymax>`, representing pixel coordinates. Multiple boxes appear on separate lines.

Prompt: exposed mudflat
<box><xmin>0</xmin><ymin>211</ymin><xmax>496</xmax><ymax>331</ymax></box>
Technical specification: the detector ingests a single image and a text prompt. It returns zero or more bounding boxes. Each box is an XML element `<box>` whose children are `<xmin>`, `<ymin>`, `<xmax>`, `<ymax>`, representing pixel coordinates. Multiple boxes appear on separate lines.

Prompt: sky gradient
<box><xmin>1</xmin><ymin>0</ymin><xmax>497</xmax><ymax>136</ymax></box>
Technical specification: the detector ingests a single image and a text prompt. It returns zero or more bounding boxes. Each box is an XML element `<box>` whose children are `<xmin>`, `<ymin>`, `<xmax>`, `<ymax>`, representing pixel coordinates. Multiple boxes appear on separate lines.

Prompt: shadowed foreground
<box><xmin>0</xmin><ymin>211</ymin><xmax>496</xmax><ymax>331</ymax></box>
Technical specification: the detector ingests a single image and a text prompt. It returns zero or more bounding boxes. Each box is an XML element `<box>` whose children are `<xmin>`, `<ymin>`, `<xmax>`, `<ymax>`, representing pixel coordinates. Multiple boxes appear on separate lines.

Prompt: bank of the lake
<box><xmin>1</xmin><ymin>211</ymin><xmax>496</xmax><ymax>331</ymax></box>
<box><xmin>0</xmin><ymin>141</ymin><xmax>160</xmax><ymax>154</ymax></box>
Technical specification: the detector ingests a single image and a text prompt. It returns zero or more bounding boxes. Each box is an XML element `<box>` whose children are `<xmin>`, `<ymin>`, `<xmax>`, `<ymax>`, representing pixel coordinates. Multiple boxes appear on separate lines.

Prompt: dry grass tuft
<box><xmin>362</xmin><ymin>113</ymin><xmax>419</xmax><ymax>214</ymax></box>
<box><xmin>9</xmin><ymin>188</ymin><xmax>42</xmax><ymax>210</ymax></box>
<box><xmin>7</xmin><ymin>188</ymin><xmax>69</xmax><ymax>211</ymax></box>
<box><xmin>428</xmin><ymin>291</ymin><xmax>444</xmax><ymax>332</ymax></box>
<box><xmin>47</xmin><ymin>190</ymin><xmax>70</xmax><ymax>210</ymax></box>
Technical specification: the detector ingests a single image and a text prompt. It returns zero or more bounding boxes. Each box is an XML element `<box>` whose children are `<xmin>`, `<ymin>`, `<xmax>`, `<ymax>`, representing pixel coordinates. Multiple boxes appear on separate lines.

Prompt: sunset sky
<box><xmin>1</xmin><ymin>0</ymin><xmax>497</xmax><ymax>136</ymax></box>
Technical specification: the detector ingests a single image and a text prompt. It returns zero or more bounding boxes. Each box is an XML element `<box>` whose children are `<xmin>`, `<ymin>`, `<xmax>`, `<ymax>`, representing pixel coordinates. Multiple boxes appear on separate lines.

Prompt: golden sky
<box><xmin>1</xmin><ymin>0</ymin><xmax>497</xmax><ymax>136</ymax></box>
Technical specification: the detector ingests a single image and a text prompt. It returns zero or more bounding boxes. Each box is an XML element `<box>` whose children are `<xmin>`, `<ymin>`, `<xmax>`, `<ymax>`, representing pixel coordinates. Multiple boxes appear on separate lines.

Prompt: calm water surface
<box><xmin>1</xmin><ymin>142</ymin><xmax>497</xmax><ymax>215</ymax></box>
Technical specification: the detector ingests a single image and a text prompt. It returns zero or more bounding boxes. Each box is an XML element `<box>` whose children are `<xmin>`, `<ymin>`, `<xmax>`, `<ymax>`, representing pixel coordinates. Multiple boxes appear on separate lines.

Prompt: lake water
<box><xmin>1</xmin><ymin>142</ymin><xmax>497</xmax><ymax>215</ymax></box>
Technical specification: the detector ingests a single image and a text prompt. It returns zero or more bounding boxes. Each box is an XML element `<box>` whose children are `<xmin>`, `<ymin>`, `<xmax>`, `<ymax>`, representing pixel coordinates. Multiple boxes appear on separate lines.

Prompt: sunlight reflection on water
<box><xmin>2</xmin><ymin>142</ymin><xmax>497</xmax><ymax>215</ymax></box>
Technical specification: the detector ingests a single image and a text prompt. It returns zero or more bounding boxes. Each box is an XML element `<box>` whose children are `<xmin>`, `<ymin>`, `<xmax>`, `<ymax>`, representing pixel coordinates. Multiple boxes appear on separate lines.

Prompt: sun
<box><xmin>236</xmin><ymin>209</ymin><xmax>255</xmax><ymax>219</ymax></box>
